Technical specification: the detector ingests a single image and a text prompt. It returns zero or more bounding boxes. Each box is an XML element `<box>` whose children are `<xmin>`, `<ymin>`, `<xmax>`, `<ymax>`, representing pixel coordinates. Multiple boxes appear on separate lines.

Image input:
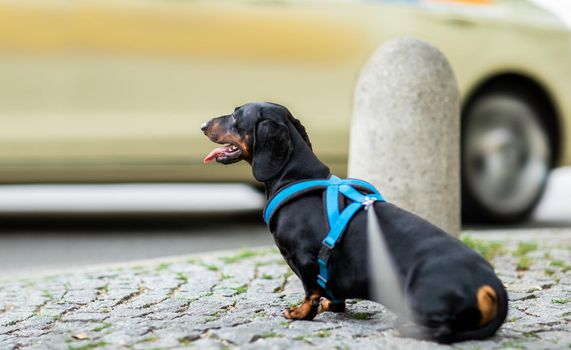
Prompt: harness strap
<box><xmin>317</xmin><ymin>200</ymin><xmax>363</xmax><ymax>291</ymax></box>
<box><xmin>264</xmin><ymin>177</ymin><xmax>335</xmax><ymax>225</ymax></box>
<box><xmin>318</xmin><ymin>189</ymin><xmax>383</xmax><ymax>303</ymax></box>
<box><xmin>326</xmin><ymin>184</ymin><xmax>340</xmax><ymax>229</ymax></box>
<box><xmin>263</xmin><ymin>175</ymin><xmax>385</xmax><ymax>303</ymax></box>
<box><xmin>264</xmin><ymin>175</ymin><xmax>382</xmax><ymax>225</ymax></box>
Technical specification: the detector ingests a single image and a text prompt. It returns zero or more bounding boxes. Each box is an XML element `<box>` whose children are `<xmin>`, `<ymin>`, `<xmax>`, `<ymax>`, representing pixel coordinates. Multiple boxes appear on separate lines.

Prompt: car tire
<box><xmin>461</xmin><ymin>86</ymin><xmax>553</xmax><ymax>224</ymax></box>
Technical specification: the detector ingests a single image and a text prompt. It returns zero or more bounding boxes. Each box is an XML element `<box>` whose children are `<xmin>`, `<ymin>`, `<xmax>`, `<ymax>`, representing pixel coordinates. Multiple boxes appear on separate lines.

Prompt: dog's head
<box><xmin>201</xmin><ymin>102</ymin><xmax>312</xmax><ymax>182</ymax></box>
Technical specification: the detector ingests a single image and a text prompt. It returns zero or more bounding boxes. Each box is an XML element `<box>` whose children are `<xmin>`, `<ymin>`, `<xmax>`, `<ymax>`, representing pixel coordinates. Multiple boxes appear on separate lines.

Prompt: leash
<box><xmin>263</xmin><ymin>175</ymin><xmax>385</xmax><ymax>303</ymax></box>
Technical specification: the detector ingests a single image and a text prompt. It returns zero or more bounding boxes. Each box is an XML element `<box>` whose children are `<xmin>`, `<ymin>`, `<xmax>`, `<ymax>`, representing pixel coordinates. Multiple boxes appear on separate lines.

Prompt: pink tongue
<box><xmin>203</xmin><ymin>146</ymin><xmax>229</xmax><ymax>164</ymax></box>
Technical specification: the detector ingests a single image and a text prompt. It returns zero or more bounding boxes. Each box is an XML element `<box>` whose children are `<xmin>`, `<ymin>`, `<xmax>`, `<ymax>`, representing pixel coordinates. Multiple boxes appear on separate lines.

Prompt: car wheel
<box><xmin>462</xmin><ymin>89</ymin><xmax>552</xmax><ymax>224</ymax></box>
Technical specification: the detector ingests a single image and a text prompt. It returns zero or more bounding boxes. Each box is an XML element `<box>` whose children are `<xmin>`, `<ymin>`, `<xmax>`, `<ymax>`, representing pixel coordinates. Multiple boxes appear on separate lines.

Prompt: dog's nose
<box><xmin>200</xmin><ymin>122</ymin><xmax>209</xmax><ymax>134</ymax></box>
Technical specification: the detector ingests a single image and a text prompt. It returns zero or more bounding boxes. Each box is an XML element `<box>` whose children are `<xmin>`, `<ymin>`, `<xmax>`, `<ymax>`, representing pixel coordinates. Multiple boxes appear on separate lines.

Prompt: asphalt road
<box><xmin>0</xmin><ymin>167</ymin><xmax>570</xmax><ymax>276</ymax></box>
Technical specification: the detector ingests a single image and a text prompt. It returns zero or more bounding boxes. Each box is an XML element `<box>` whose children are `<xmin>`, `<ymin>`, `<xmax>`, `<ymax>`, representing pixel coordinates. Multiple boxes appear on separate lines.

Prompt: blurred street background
<box><xmin>1</xmin><ymin>165</ymin><xmax>570</xmax><ymax>275</ymax></box>
<box><xmin>1</xmin><ymin>0</ymin><xmax>571</xmax><ymax>277</ymax></box>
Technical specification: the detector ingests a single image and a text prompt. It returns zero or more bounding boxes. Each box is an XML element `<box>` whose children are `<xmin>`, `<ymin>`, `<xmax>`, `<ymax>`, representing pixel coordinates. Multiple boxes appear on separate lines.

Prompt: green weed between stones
<box><xmin>516</xmin><ymin>256</ymin><xmax>532</xmax><ymax>271</ymax></box>
<box><xmin>219</xmin><ymin>249</ymin><xmax>263</xmax><ymax>264</ymax></box>
<box><xmin>294</xmin><ymin>335</ymin><xmax>312</xmax><ymax>344</ymax></box>
<box><xmin>220</xmin><ymin>273</ymin><xmax>233</xmax><ymax>280</ymax></box>
<box><xmin>551</xmin><ymin>298</ymin><xmax>570</xmax><ymax>304</ymax></box>
<box><xmin>92</xmin><ymin>322</ymin><xmax>112</xmax><ymax>332</ymax></box>
<box><xmin>500</xmin><ymin>341</ymin><xmax>526</xmax><ymax>350</ymax></box>
<box><xmin>33</xmin><ymin>302</ymin><xmax>45</xmax><ymax>315</ymax></box>
<box><xmin>96</xmin><ymin>284</ymin><xmax>109</xmax><ymax>296</ymax></box>
<box><xmin>175</xmin><ymin>272</ymin><xmax>188</xmax><ymax>283</ymax></box>
<box><xmin>349</xmin><ymin>312</ymin><xmax>371</xmax><ymax>320</ymax></box>
<box><xmin>550</xmin><ymin>260</ymin><xmax>571</xmax><ymax>272</ymax></box>
<box><xmin>205</xmin><ymin>310</ymin><xmax>222</xmax><ymax>322</ymax></box>
<box><xmin>260</xmin><ymin>332</ymin><xmax>282</xmax><ymax>339</ymax></box>
<box><xmin>255</xmin><ymin>259</ymin><xmax>287</xmax><ymax>267</ymax></box>
<box><xmin>315</xmin><ymin>330</ymin><xmax>331</xmax><ymax>338</ymax></box>
<box><xmin>156</xmin><ymin>263</ymin><xmax>171</xmax><ymax>271</ymax></box>
<box><xmin>235</xmin><ymin>284</ymin><xmax>248</xmax><ymax>294</ymax></box>
<box><xmin>513</xmin><ymin>242</ymin><xmax>538</xmax><ymax>257</ymax></box>
<box><xmin>262</xmin><ymin>273</ymin><xmax>274</xmax><ymax>280</ymax></box>
<box><xmin>178</xmin><ymin>338</ymin><xmax>192</xmax><ymax>346</ymax></box>
<box><xmin>200</xmin><ymin>262</ymin><xmax>219</xmax><ymax>272</ymax></box>
<box><xmin>544</xmin><ymin>268</ymin><xmax>556</xmax><ymax>276</ymax></box>
<box><xmin>461</xmin><ymin>237</ymin><xmax>505</xmax><ymax>262</ymax></box>
<box><xmin>141</xmin><ymin>336</ymin><xmax>159</xmax><ymax>343</ymax></box>
<box><xmin>200</xmin><ymin>291</ymin><xmax>214</xmax><ymax>298</ymax></box>
<box><xmin>67</xmin><ymin>341</ymin><xmax>109</xmax><ymax>350</ymax></box>
<box><xmin>512</xmin><ymin>242</ymin><xmax>538</xmax><ymax>271</ymax></box>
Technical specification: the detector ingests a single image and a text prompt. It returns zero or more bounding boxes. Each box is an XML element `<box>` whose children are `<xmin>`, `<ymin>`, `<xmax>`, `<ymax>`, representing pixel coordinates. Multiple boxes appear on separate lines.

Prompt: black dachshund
<box><xmin>201</xmin><ymin>102</ymin><xmax>507</xmax><ymax>343</ymax></box>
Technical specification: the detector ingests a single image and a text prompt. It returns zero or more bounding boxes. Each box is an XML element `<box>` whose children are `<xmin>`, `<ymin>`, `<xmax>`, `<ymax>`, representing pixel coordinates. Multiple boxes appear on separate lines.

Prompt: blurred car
<box><xmin>1</xmin><ymin>0</ymin><xmax>570</xmax><ymax>223</ymax></box>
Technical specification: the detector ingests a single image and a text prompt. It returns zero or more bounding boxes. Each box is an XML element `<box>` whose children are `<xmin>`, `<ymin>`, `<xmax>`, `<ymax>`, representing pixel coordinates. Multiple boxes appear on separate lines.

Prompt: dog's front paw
<box><xmin>283</xmin><ymin>302</ymin><xmax>318</xmax><ymax>320</ymax></box>
<box><xmin>283</xmin><ymin>307</ymin><xmax>296</xmax><ymax>319</ymax></box>
<box><xmin>284</xmin><ymin>292</ymin><xmax>320</xmax><ymax>320</ymax></box>
<box><xmin>284</xmin><ymin>305</ymin><xmax>310</xmax><ymax>320</ymax></box>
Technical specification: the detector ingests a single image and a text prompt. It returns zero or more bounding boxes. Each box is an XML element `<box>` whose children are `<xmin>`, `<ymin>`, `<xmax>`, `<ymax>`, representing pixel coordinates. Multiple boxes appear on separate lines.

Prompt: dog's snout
<box><xmin>200</xmin><ymin>122</ymin><xmax>209</xmax><ymax>134</ymax></box>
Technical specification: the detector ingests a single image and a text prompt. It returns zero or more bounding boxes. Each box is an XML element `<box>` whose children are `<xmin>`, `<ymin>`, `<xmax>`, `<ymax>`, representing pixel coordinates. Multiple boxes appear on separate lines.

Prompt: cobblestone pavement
<box><xmin>1</xmin><ymin>229</ymin><xmax>570</xmax><ymax>350</ymax></box>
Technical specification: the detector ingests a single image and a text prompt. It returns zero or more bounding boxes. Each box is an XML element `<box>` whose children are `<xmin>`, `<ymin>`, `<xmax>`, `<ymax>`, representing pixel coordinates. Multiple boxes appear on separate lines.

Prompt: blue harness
<box><xmin>263</xmin><ymin>175</ymin><xmax>385</xmax><ymax>302</ymax></box>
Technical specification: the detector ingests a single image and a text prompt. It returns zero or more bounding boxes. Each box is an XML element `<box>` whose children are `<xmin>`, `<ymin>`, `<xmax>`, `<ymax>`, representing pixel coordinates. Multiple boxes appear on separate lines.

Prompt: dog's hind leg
<box><xmin>320</xmin><ymin>298</ymin><xmax>346</xmax><ymax>313</ymax></box>
<box><xmin>399</xmin><ymin>275</ymin><xmax>476</xmax><ymax>343</ymax></box>
<box><xmin>395</xmin><ymin>314</ymin><xmax>452</xmax><ymax>341</ymax></box>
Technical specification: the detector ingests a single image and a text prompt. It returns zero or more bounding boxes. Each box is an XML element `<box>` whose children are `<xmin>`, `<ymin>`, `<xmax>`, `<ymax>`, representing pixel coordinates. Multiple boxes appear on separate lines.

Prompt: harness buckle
<box><xmin>363</xmin><ymin>196</ymin><xmax>377</xmax><ymax>210</ymax></box>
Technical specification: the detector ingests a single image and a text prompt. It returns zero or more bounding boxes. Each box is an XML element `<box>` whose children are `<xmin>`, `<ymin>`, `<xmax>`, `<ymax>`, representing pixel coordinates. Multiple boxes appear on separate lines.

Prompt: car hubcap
<box><xmin>464</xmin><ymin>95</ymin><xmax>550</xmax><ymax>216</ymax></box>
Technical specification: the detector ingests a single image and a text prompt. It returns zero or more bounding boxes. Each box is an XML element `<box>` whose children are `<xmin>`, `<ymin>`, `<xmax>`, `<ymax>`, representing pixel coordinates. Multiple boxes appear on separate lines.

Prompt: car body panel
<box><xmin>0</xmin><ymin>0</ymin><xmax>570</xmax><ymax>182</ymax></box>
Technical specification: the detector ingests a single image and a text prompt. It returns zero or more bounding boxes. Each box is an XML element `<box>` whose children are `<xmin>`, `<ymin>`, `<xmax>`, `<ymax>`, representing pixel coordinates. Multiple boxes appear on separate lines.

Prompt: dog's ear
<box><xmin>285</xmin><ymin>112</ymin><xmax>312</xmax><ymax>150</ymax></box>
<box><xmin>252</xmin><ymin>119</ymin><xmax>292</xmax><ymax>182</ymax></box>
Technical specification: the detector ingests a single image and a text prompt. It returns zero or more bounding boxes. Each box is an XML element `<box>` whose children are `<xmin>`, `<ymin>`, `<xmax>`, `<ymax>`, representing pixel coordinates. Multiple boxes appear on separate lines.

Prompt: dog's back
<box><xmin>370</xmin><ymin>202</ymin><xmax>508</xmax><ymax>343</ymax></box>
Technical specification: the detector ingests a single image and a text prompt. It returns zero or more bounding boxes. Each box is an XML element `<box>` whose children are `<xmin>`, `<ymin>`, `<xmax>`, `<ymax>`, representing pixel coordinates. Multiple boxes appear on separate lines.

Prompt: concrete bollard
<box><xmin>348</xmin><ymin>37</ymin><xmax>460</xmax><ymax>235</ymax></box>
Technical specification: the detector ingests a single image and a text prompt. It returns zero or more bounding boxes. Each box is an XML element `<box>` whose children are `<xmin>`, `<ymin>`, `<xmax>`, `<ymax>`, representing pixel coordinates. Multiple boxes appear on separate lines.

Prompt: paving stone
<box><xmin>61</xmin><ymin>312</ymin><xmax>108</xmax><ymax>323</ymax></box>
<box><xmin>0</xmin><ymin>229</ymin><xmax>569</xmax><ymax>349</ymax></box>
